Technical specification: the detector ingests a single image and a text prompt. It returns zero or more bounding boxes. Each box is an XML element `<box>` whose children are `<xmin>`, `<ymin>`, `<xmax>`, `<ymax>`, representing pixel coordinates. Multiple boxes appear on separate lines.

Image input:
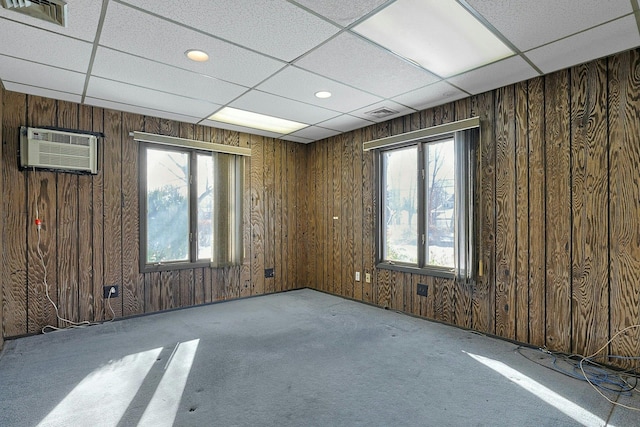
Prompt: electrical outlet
<box><xmin>265</xmin><ymin>268</ymin><xmax>274</xmax><ymax>278</ymax></box>
<box><xmin>365</xmin><ymin>273</ymin><xmax>371</xmax><ymax>283</ymax></box>
<box><xmin>103</xmin><ymin>285</ymin><xmax>119</xmax><ymax>298</ymax></box>
<box><xmin>355</xmin><ymin>271</ymin><xmax>360</xmax><ymax>282</ymax></box>
<box><xmin>417</xmin><ymin>283</ymin><xmax>428</xmax><ymax>297</ymax></box>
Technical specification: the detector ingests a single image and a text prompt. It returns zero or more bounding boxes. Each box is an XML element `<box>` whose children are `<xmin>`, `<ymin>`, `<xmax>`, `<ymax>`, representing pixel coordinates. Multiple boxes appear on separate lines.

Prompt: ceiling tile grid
<box><xmin>256</xmin><ymin>66</ymin><xmax>384</xmax><ymax>113</ymax></box>
<box><xmin>91</xmin><ymin>47</ymin><xmax>248</xmax><ymax>105</ymax></box>
<box><xmin>120</xmin><ymin>0</ymin><xmax>341</xmax><ymax>62</ymax></box>
<box><xmin>1</xmin><ymin>0</ymin><xmax>639</xmax><ymax>142</ymax></box>
<box><xmin>86</xmin><ymin>77</ymin><xmax>221</xmax><ymax>119</ymax></box>
<box><xmin>0</xmin><ymin>18</ymin><xmax>93</xmax><ymax>72</ymax></box>
<box><xmin>525</xmin><ymin>14</ymin><xmax>640</xmax><ymax>74</ymax></box>
<box><xmin>295</xmin><ymin>32</ymin><xmax>441</xmax><ymax>99</ymax></box>
<box><xmin>466</xmin><ymin>0</ymin><xmax>633</xmax><ymax>52</ymax></box>
<box><xmin>99</xmin><ymin>1</ymin><xmax>288</xmax><ymax>89</ymax></box>
<box><xmin>0</xmin><ymin>0</ymin><xmax>103</xmax><ymax>42</ymax></box>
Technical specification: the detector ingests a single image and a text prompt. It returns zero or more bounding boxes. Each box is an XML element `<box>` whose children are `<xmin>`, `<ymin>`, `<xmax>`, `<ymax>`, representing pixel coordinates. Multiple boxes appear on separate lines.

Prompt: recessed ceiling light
<box><xmin>208</xmin><ymin>107</ymin><xmax>308</xmax><ymax>134</ymax></box>
<box><xmin>315</xmin><ymin>91</ymin><xmax>332</xmax><ymax>99</ymax></box>
<box><xmin>353</xmin><ymin>0</ymin><xmax>513</xmax><ymax>77</ymax></box>
<box><xmin>185</xmin><ymin>49</ymin><xmax>209</xmax><ymax>62</ymax></box>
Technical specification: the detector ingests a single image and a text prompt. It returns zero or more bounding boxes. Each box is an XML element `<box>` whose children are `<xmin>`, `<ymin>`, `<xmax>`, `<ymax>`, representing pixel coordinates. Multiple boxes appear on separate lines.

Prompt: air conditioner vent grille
<box><xmin>1</xmin><ymin>0</ymin><xmax>67</xmax><ymax>27</ymax></box>
<box><xmin>20</xmin><ymin>127</ymin><xmax>98</xmax><ymax>174</ymax></box>
<box><xmin>365</xmin><ymin>107</ymin><xmax>399</xmax><ymax>118</ymax></box>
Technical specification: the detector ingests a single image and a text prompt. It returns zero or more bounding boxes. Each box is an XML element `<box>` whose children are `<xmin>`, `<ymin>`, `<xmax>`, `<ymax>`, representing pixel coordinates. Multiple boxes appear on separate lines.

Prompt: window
<box><xmin>374</xmin><ymin>124</ymin><xmax>477</xmax><ymax>279</ymax></box>
<box><xmin>139</xmin><ymin>137</ymin><xmax>246</xmax><ymax>272</ymax></box>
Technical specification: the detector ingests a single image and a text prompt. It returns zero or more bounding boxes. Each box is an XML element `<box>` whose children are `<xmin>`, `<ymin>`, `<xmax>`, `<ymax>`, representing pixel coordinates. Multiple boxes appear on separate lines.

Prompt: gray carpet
<box><xmin>0</xmin><ymin>289</ymin><xmax>638</xmax><ymax>426</ymax></box>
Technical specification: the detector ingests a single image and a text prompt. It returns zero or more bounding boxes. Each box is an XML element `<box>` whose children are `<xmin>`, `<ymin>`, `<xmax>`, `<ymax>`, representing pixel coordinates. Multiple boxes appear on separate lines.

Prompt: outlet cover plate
<box><xmin>265</xmin><ymin>268</ymin><xmax>274</xmax><ymax>278</ymax></box>
<box><xmin>417</xmin><ymin>283</ymin><xmax>428</xmax><ymax>297</ymax></box>
<box><xmin>103</xmin><ymin>285</ymin><xmax>119</xmax><ymax>298</ymax></box>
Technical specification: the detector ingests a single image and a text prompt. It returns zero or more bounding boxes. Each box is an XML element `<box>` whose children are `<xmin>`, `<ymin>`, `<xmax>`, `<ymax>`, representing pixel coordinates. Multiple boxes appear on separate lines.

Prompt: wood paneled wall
<box><xmin>2</xmin><ymin>49</ymin><xmax>640</xmax><ymax>364</ymax></box>
<box><xmin>1</xmin><ymin>92</ymin><xmax>304</xmax><ymax>337</ymax></box>
<box><xmin>303</xmin><ymin>49</ymin><xmax>640</xmax><ymax>361</ymax></box>
<box><xmin>0</xmin><ymin>84</ymin><xmax>4</xmax><ymax>350</ymax></box>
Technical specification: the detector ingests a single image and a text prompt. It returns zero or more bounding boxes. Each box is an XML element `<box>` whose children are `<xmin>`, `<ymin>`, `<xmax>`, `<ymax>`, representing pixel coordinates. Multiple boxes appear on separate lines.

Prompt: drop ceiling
<box><xmin>1</xmin><ymin>0</ymin><xmax>639</xmax><ymax>143</ymax></box>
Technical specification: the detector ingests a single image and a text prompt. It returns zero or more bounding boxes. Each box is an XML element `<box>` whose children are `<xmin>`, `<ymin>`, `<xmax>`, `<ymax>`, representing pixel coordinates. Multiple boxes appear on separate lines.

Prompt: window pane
<box><xmin>146</xmin><ymin>148</ymin><xmax>189</xmax><ymax>263</ymax></box>
<box><xmin>382</xmin><ymin>146</ymin><xmax>418</xmax><ymax>263</ymax></box>
<box><xmin>197</xmin><ymin>154</ymin><xmax>213</xmax><ymax>260</ymax></box>
<box><xmin>426</xmin><ymin>139</ymin><xmax>455</xmax><ymax>268</ymax></box>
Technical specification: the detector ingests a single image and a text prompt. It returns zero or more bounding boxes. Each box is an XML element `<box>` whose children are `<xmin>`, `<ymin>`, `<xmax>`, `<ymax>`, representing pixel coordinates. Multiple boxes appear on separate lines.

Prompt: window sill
<box><xmin>140</xmin><ymin>260</ymin><xmax>212</xmax><ymax>273</ymax></box>
<box><xmin>376</xmin><ymin>261</ymin><xmax>455</xmax><ymax>279</ymax></box>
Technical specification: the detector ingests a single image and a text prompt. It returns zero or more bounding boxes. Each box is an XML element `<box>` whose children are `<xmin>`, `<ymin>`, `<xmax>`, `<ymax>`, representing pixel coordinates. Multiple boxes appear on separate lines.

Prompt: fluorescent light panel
<box><xmin>209</xmin><ymin>107</ymin><xmax>308</xmax><ymax>134</ymax></box>
<box><xmin>353</xmin><ymin>0</ymin><xmax>513</xmax><ymax>77</ymax></box>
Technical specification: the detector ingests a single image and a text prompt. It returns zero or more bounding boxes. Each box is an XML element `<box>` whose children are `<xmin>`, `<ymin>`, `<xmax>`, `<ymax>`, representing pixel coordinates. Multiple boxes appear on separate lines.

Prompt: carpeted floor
<box><xmin>0</xmin><ymin>289</ymin><xmax>638</xmax><ymax>426</ymax></box>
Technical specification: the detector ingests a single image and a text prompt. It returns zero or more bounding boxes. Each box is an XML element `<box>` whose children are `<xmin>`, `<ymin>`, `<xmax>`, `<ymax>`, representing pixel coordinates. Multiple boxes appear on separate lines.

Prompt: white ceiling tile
<box><xmin>0</xmin><ymin>0</ymin><xmax>102</xmax><ymax>42</ymax></box>
<box><xmin>123</xmin><ymin>0</ymin><xmax>340</xmax><ymax>62</ymax></box>
<box><xmin>526</xmin><ymin>15</ymin><xmax>640</xmax><ymax>74</ymax></box>
<box><xmin>293</xmin><ymin>0</ymin><xmax>389</xmax><ymax>26</ymax></box>
<box><xmin>0</xmin><ymin>55</ymin><xmax>85</xmax><ymax>95</ymax></box>
<box><xmin>100</xmin><ymin>2</ymin><xmax>285</xmax><ymax>87</ymax></box>
<box><xmin>0</xmin><ymin>18</ymin><xmax>92</xmax><ymax>72</ymax></box>
<box><xmin>296</xmin><ymin>32</ymin><xmax>439</xmax><ymax>98</ymax></box>
<box><xmin>200</xmin><ymin>120</ymin><xmax>284</xmax><ymax>139</ymax></box>
<box><xmin>467</xmin><ymin>0</ymin><xmax>633</xmax><ymax>51</ymax></box>
<box><xmin>257</xmin><ymin>66</ymin><xmax>382</xmax><ymax>113</ymax></box>
<box><xmin>288</xmin><ymin>126</ymin><xmax>341</xmax><ymax>140</ymax></box>
<box><xmin>86</xmin><ymin>77</ymin><xmax>220</xmax><ymax>119</ymax></box>
<box><xmin>280</xmin><ymin>134</ymin><xmax>314</xmax><ymax>144</ymax></box>
<box><xmin>392</xmin><ymin>81</ymin><xmax>467</xmax><ymax>111</ymax></box>
<box><xmin>92</xmin><ymin>48</ymin><xmax>248</xmax><ymax>105</ymax></box>
<box><xmin>349</xmin><ymin>100</ymin><xmax>416</xmax><ymax>122</ymax></box>
<box><xmin>84</xmin><ymin>97</ymin><xmax>202</xmax><ymax>124</ymax></box>
<box><xmin>230</xmin><ymin>91</ymin><xmax>341</xmax><ymax>125</ymax></box>
<box><xmin>3</xmin><ymin>82</ymin><xmax>82</xmax><ymax>104</ymax></box>
<box><xmin>316</xmin><ymin>114</ymin><xmax>375</xmax><ymax>132</ymax></box>
<box><xmin>447</xmin><ymin>56</ymin><xmax>539</xmax><ymax>95</ymax></box>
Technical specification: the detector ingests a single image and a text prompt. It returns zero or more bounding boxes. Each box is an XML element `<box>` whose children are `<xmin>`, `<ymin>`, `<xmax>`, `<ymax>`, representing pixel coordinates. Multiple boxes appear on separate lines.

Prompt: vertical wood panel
<box><xmin>122</xmin><ymin>113</ymin><xmax>144</xmax><ymax>316</ymax></box>
<box><xmin>78</xmin><ymin>105</ymin><xmax>94</xmax><ymax>322</ymax></box>
<box><xmin>515</xmin><ymin>81</ymin><xmax>530</xmax><ymax>343</ymax></box>
<box><xmin>352</xmin><ymin>131</ymin><xmax>364</xmax><ymax>301</ymax></box>
<box><xmin>528</xmin><ymin>77</ymin><xmax>546</xmax><ymax>346</ymax></box>
<box><xmin>27</xmin><ymin>95</ymin><xmax>58</xmax><ymax>332</ymax></box>
<box><xmin>250</xmin><ymin>136</ymin><xmax>265</xmax><ymax>295</ymax></box>
<box><xmin>320</xmin><ymin>141</ymin><xmax>329</xmax><ymax>293</ymax></box>
<box><xmin>203</xmin><ymin>267</ymin><xmax>213</xmax><ymax>303</ymax></box>
<box><xmin>3</xmin><ymin>91</ymin><xmax>28</xmax><ymax>336</ymax></box>
<box><xmin>283</xmin><ymin>143</ymin><xmax>296</xmax><ymax>289</ymax></box>
<box><xmin>239</xmin><ymin>133</ymin><xmax>252</xmax><ymax>298</ymax></box>
<box><xmin>331</xmin><ymin>137</ymin><xmax>342</xmax><ymax>295</ymax></box>
<box><xmin>378</xmin><ymin>269</ymin><xmax>391</xmax><ymax>309</ymax></box>
<box><xmin>609</xmin><ymin>50</ymin><xmax>640</xmax><ymax>361</ymax></box>
<box><xmin>545</xmin><ymin>70</ymin><xmax>572</xmax><ymax>351</ymax></box>
<box><xmin>194</xmin><ymin>268</ymin><xmax>205</xmax><ymax>305</ymax></box>
<box><xmin>264</xmin><ymin>138</ymin><xmax>275</xmax><ymax>293</ymax></box>
<box><xmin>471</xmin><ymin>91</ymin><xmax>496</xmax><ymax>334</ymax></box>
<box><xmin>571</xmin><ymin>59</ymin><xmax>609</xmax><ymax>356</ymax></box>
<box><xmin>274</xmin><ymin>141</ymin><xmax>284</xmax><ymax>292</ymax></box>
<box><xmin>0</xmin><ymin>86</ymin><xmax>3</xmax><ymax>348</ymax></box>
<box><xmin>92</xmin><ymin>108</ymin><xmax>105</xmax><ymax>321</ymax></box>
<box><xmin>361</xmin><ymin>127</ymin><xmax>375</xmax><ymax>303</ymax></box>
<box><xmin>103</xmin><ymin>109</ymin><xmax>123</xmax><ymax>319</ymax></box>
<box><xmin>304</xmin><ymin>144</ymin><xmax>314</xmax><ymax>290</ymax></box>
<box><xmin>341</xmin><ymin>134</ymin><xmax>354</xmax><ymax>298</ymax></box>
<box><xmin>495</xmin><ymin>86</ymin><xmax>517</xmax><ymax>340</ymax></box>
<box><xmin>56</xmin><ymin>100</ymin><xmax>79</xmax><ymax>324</ymax></box>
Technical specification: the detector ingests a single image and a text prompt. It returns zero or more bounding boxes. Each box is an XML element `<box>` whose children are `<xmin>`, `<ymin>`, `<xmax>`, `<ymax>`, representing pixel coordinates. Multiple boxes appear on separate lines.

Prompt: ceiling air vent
<box><xmin>365</xmin><ymin>107</ymin><xmax>399</xmax><ymax>119</ymax></box>
<box><xmin>1</xmin><ymin>0</ymin><xmax>67</xmax><ymax>27</ymax></box>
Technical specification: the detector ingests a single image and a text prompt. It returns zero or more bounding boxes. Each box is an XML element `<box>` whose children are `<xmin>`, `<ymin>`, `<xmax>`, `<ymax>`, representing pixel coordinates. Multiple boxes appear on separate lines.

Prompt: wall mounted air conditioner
<box><xmin>20</xmin><ymin>126</ymin><xmax>98</xmax><ymax>174</ymax></box>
